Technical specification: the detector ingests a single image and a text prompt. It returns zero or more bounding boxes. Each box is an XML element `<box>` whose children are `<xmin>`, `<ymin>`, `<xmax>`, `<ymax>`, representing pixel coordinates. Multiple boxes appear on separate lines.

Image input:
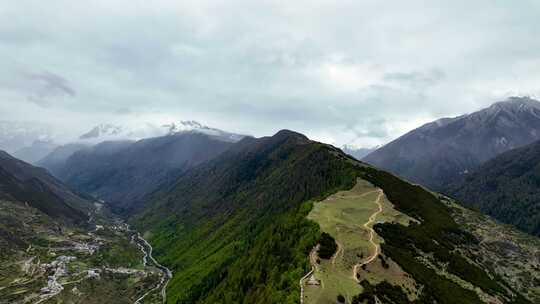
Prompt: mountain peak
<box><xmin>272</xmin><ymin>129</ymin><xmax>310</xmax><ymax>144</ymax></box>
<box><xmin>162</xmin><ymin>120</ymin><xmax>211</xmax><ymax>134</ymax></box>
<box><xmin>487</xmin><ymin>96</ymin><xmax>540</xmax><ymax>113</ymax></box>
<box><xmin>496</xmin><ymin>96</ymin><xmax>539</xmax><ymax>106</ymax></box>
<box><xmin>364</xmin><ymin>96</ymin><xmax>540</xmax><ymax>191</ymax></box>
<box><xmin>79</xmin><ymin>123</ymin><xmax>123</xmax><ymax>140</ymax></box>
<box><xmin>274</xmin><ymin>129</ymin><xmax>308</xmax><ymax>139</ymax></box>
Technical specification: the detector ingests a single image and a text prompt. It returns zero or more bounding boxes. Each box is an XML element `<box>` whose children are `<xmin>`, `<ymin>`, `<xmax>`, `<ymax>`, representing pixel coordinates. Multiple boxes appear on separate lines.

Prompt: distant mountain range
<box><xmin>364</xmin><ymin>97</ymin><xmax>540</xmax><ymax>191</ymax></box>
<box><xmin>12</xmin><ymin>139</ymin><xmax>58</xmax><ymax>164</ymax></box>
<box><xmin>0</xmin><ymin>121</ymin><xmax>56</xmax><ymax>154</ymax></box>
<box><xmin>42</xmin><ymin>131</ymin><xmax>242</xmax><ymax>214</ymax></box>
<box><xmin>0</xmin><ymin>120</ymin><xmax>246</xmax><ymax>165</ymax></box>
<box><xmin>78</xmin><ymin>120</ymin><xmax>246</xmax><ymax>144</ymax></box>
<box><xmin>342</xmin><ymin>145</ymin><xmax>378</xmax><ymax>160</ymax></box>
<box><xmin>0</xmin><ymin>121</ymin><xmax>59</xmax><ymax>163</ymax></box>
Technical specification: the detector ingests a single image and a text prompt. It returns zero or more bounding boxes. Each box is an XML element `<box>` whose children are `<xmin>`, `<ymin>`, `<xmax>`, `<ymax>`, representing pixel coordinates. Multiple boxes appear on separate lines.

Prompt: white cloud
<box><xmin>1</xmin><ymin>1</ymin><xmax>540</xmax><ymax>147</ymax></box>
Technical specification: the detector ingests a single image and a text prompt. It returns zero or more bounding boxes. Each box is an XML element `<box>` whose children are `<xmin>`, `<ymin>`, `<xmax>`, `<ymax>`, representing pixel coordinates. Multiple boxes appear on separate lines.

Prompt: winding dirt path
<box><xmin>300</xmin><ymin>188</ymin><xmax>386</xmax><ymax>303</ymax></box>
<box><xmin>353</xmin><ymin>189</ymin><xmax>384</xmax><ymax>281</ymax></box>
<box><xmin>331</xmin><ymin>241</ymin><xmax>343</xmax><ymax>267</ymax></box>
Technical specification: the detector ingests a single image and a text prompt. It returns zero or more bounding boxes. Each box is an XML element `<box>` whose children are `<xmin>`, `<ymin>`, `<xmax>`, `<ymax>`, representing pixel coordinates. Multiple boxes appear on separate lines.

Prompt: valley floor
<box><xmin>0</xmin><ymin>200</ymin><xmax>167</xmax><ymax>304</ymax></box>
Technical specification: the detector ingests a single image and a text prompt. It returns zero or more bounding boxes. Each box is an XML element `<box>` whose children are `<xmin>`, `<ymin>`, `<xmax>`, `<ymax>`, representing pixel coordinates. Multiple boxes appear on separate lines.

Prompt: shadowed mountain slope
<box><xmin>0</xmin><ymin>150</ymin><xmax>89</xmax><ymax>224</ymax></box>
<box><xmin>364</xmin><ymin>97</ymin><xmax>540</xmax><ymax>190</ymax></box>
<box><xmin>447</xmin><ymin>139</ymin><xmax>540</xmax><ymax>236</ymax></box>
<box><xmin>48</xmin><ymin>132</ymin><xmax>236</xmax><ymax>214</ymax></box>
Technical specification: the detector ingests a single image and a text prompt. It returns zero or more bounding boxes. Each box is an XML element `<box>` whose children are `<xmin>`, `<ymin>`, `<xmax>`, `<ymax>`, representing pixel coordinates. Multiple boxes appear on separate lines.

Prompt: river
<box><xmin>132</xmin><ymin>231</ymin><xmax>173</xmax><ymax>304</ymax></box>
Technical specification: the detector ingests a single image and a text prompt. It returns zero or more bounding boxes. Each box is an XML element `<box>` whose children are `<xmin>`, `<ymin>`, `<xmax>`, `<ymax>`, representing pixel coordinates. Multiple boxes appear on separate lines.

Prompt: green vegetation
<box><xmin>134</xmin><ymin>132</ymin><xmax>360</xmax><ymax>304</ymax></box>
<box><xmin>447</xmin><ymin>139</ymin><xmax>540</xmax><ymax>236</ymax></box>
<box><xmin>360</xmin><ymin>166</ymin><xmax>530</xmax><ymax>303</ymax></box>
<box><xmin>352</xmin><ymin>280</ymin><xmax>410</xmax><ymax>304</ymax></box>
<box><xmin>445</xmin><ymin>196</ymin><xmax>540</xmax><ymax>303</ymax></box>
<box><xmin>88</xmin><ymin>233</ymin><xmax>142</xmax><ymax>268</ymax></box>
<box><xmin>304</xmin><ymin>178</ymin><xmax>417</xmax><ymax>304</ymax></box>
<box><xmin>132</xmin><ymin>131</ymin><xmax>535</xmax><ymax>304</ymax></box>
<box><xmin>0</xmin><ymin>199</ymin><xmax>163</xmax><ymax>304</ymax></box>
<box><xmin>317</xmin><ymin>232</ymin><xmax>337</xmax><ymax>259</ymax></box>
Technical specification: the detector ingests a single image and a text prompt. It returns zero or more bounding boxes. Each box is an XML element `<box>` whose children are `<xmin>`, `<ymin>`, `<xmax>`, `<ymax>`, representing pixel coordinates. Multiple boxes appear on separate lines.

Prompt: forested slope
<box><xmin>447</xmin><ymin>139</ymin><xmax>540</xmax><ymax>236</ymax></box>
<box><xmin>134</xmin><ymin>130</ymin><xmax>535</xmax><ymax>304</ymax></box>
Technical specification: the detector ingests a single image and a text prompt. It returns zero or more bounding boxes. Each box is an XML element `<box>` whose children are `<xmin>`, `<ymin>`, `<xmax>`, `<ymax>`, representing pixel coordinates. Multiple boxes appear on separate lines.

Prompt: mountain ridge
<box><xmin>133</xmin><ymin>129</ymin><xmax>537</xmax><ymax>303</ymax></box>
<box><xmin>46</xmin><ymin>132</ymin><xmax>237</xmax><ymax>214</ymax></box>
<box><xmin>363</xmin><ymin>96</ymin><xmax>540</xmax><ymax>190</ymax></box>
<box><xmin>447</xmin><ymin>138</ymin><xmax>540</xmax><ymax>236</ymax></box>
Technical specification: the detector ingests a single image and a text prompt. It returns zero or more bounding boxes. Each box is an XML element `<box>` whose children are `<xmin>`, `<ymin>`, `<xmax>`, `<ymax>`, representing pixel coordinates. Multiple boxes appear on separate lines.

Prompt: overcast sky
<box><xmin>1</xmin><ymin>1</ymin><xmax>540</xmax><ymax>147</ymax></box>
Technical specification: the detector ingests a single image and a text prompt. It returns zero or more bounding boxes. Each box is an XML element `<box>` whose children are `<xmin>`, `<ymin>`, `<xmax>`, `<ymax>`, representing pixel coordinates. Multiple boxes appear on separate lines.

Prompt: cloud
<box><xmin>1</xmin><ymin>1</ymin><xmax>540</xmax><ymax>146</ymax></box>
<box><xmin>114</xmin><ymin>107</ymin><xmax>132</xmax><ymax>115</ymax></box>
<box><xmin>384</xmin><ymin>70</ymin><xmax>445</xmax><ymax>88</ymax></box>
<box><xmin>23</xmin><ymin>71</ymin><xmax>76</xmax><ymax>105</ymax></box>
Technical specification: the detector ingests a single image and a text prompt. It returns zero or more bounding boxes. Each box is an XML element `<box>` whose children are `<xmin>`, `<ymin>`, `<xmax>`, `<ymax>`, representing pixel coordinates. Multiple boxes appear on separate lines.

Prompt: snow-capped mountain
<box><xmin>78</xmin><ymin>123</ymin><xmax>164</xmax><ymax>143</ymax></box>
<box><xmin>78</xmin><ymin>120</ymin><xmax>246</xmax><ymax>144</ymax></box>
<box><xmin>364</xmin><ymin>96</ymin><xmax>540</xmax><ymax>191</ymax></box>
<box><xmin>162</xmin><ymin>120</ymin><xmax>246</xmax><ymax>142</ymax></box>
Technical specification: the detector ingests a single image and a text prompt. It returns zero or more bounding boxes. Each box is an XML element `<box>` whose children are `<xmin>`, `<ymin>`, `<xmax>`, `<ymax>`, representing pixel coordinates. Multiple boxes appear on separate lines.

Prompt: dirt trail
<box><xmin>331</xmin><ymin>241</ymin><xmax>343</xmax><ymax>267</ymax></box>
<box><xmin>353</xmin><ymin>189</ymin><xmax>384</xmax><ymax>281</ymax></box>
<box><xmin>300</xmin><ymin>187</ymin><xmax>385</xmax><ymax>303</ymax></box>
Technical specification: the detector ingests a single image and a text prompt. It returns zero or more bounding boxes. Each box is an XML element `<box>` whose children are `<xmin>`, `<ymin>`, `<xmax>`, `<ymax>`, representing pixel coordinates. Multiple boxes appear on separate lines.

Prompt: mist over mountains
<box><xmin>0</xmin><ymin>120</ymin><xmax>247</xmax><ymax>164</ymax></box>
<box><xmin>40</xmin><ymin>130</ymin><xmax>245</xmax><ymax>214</ymax></box>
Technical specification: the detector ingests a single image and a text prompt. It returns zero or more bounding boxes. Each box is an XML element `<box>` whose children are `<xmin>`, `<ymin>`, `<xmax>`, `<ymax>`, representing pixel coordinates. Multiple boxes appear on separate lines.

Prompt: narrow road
<box><xmin>133</xmin><ymin>233</ymin><xmax>173</xmax><ymax>304</ymax></box>
<box><xmin>353</xmin><ymin>189</ymin><xmax>383</xmax><ymax>281</ymax></box>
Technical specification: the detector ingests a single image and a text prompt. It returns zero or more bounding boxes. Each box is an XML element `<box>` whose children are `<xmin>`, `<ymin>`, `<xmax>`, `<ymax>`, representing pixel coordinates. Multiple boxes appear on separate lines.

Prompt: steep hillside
<box><xmin>0</xmin><ymin>152</ymin><xmax>170</xmax><ymax>303</ymax></box>
<box><xmin>0</xmin><ymin>150</ymin><xmax>90</xmax><ymax>224</ymax></box>
<box><xmin>447</xmin><ymin>139</ymin><xmax>540</xmax><ymax>236</ymax></box>
<box><xmin>50</xmin><ymin>132</ymin><xmax>236</xmax><ymax>214</ymax></box>
<box><xmin>363</xmin><ymin>97</ymin><xmax>540</xmax><ymax>190</ymax></box>
<box><xmin>134</xmin><ymin>130</ymin><xmax>537</xmax><ymax>304</ymax></box>
<box><xmin>134</xmin><ymin>130</ymin><xmax>359</xmax><ymax>303</ymax></box>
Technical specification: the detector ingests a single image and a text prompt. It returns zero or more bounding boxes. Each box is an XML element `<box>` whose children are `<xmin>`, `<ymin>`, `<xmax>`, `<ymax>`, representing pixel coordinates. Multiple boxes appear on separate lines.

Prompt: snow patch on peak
<box><xmin>495</xmin><ymin>137</ymin><xmax>508</xmax><ymax>147</ymax></box>
<box><xmin>162</xmin><ymin>120</ymin><xmax>208</xmax><ymax>134</ymax></box>
<box><xmin>490</xmin><ymin>96</ymin><xmax>540</xmax><ymax>112</ymax></box>
<box><xmin>79</xmin><ymin>124</ymin><xmax>123</xmax><ymax>140</ymax></box>
<box><xmin>78</xmin><ymin>120</ymin><xmax>247</xmax><ymax>144</ymax></box>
